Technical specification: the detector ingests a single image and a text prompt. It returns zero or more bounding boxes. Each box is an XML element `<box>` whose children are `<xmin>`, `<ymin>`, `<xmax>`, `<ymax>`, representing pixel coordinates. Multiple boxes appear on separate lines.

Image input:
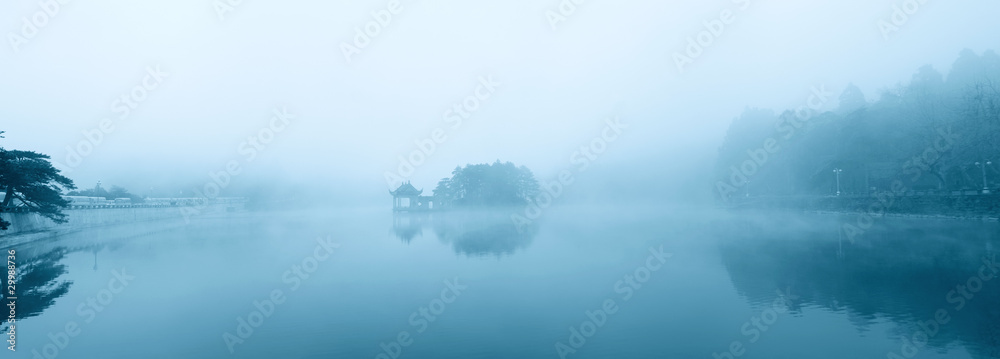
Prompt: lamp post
<box><xmin>975</xmin><ymin>160</ymin><xmax>992</xmax><ymax>194</ymax></box>
<box><xmin>833</xmin><ymin>168</ymin><xmax>843</xmax><ymax>196</ymax></box>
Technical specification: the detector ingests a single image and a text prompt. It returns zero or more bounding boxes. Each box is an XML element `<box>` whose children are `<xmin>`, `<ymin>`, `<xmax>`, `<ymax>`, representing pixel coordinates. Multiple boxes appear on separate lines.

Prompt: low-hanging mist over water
<box><xmin>1</xmin><ymin>0</ymin><xmax>999</xmax><ymax>358</ymax></box>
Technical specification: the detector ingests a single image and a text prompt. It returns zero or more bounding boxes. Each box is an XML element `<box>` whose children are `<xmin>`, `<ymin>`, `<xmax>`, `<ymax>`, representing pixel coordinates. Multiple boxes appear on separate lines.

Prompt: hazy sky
<box><xmin>2</xmin><ymin>0</ymin><xmax>998</xmax><ymax>201</ymax></box>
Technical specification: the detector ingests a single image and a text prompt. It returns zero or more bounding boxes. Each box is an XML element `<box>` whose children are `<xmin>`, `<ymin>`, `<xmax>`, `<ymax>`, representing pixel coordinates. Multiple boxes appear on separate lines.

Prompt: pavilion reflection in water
<box><xmin>391</xmin><ymin>211</ymin><xmax>538</xmax><ymax>257</ymax></box>
<box><xmin>391</xmin><ymin>212</ymin><xmax>429</xmax><ymax>243</ymax></box>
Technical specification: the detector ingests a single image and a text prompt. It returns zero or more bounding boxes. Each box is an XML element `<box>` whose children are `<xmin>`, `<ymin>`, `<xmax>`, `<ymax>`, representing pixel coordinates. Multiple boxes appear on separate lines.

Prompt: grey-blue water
<box><xmin>6</xmin><ymin>206</ymin><xmax>1000</xmax><ymax>359</ymax></box>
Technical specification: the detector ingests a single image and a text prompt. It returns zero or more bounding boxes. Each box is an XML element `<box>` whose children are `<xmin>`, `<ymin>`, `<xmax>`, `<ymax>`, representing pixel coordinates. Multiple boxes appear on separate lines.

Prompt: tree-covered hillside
<box><xmin>715</xmin><ymin>49</ymin><xmax>1000</xmax><ymax>201</ymax></box>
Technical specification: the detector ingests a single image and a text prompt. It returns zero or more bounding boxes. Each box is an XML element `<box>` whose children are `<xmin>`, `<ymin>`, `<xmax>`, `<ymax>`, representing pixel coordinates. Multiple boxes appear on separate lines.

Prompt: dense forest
<box><xmin>714</xmin><ymin>49</ymin><xmax>1000</xmax><ymax>202</ymax></box>
<box><xmin>433</xmin><ymin>161</ymin><xmax>540</xmax><ymax>208</ymax></box>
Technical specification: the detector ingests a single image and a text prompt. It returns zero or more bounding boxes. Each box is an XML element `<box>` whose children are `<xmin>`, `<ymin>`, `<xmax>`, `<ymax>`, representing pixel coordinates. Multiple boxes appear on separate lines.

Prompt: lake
<box><xmin>6</xmin><ymin>205</ymin><xmax>1000</xmax><ymax>358</ymax></box>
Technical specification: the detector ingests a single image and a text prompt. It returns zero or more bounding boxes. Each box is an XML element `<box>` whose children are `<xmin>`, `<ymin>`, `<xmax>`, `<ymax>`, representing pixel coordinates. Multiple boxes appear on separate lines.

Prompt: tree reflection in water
<box><xmin>715</xmin><ymin>214</ymin><xmax>1000</xmax><ymax>359</ymax></box>
<box><xmin>1</xmin><ymin>247</ymin><xmax>72</xmax><ymax>331</ymax></box>
<box><xmin>391</xmin><ymin>210</ymin><xmax>538</xmax><ymax>257</ymax></box>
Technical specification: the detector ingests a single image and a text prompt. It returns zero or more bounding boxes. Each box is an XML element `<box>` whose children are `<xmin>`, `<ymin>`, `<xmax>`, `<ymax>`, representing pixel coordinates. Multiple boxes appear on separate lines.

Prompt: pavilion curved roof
<box><xmin>390</xmin><ymin>181</ymin><xmax>423</xmax><ymax>196</ymax></box>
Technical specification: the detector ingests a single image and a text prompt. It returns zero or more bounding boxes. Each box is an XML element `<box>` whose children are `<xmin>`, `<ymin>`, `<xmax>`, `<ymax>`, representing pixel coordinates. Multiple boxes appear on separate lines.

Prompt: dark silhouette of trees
<box><xmin>0</xmin><ymin>131</ymin><xmax>76</xmax><ymax>229</ymax></box>
<box><xmin>714</xmin><ymin>49</ymin><xmax>1000</xmax><ymax>198</ymax></box>
<box><xmin>433</xmin><ymin>161</ymin><xmax>539</xmax><ymax>207</ymax></box>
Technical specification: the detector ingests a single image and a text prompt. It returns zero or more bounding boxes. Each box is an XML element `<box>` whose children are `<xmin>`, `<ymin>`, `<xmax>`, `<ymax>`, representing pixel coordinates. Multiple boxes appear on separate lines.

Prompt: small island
<box><xmin>390</xmin><ymin>161</ymin><xmax>539</xmax><ymax>212</ymax></box>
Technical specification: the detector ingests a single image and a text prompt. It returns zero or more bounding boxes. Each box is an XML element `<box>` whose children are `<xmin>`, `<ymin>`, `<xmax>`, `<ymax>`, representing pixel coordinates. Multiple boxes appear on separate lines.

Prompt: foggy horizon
<box><xmin>4</xmin><ymin>0</ymin><xmax>998</xmax><ymax>205</ymax></box>
<box><xmin>3</xmin><ymin>2</ymin><xmax>1000</xmax><ymax>358</ymax></box>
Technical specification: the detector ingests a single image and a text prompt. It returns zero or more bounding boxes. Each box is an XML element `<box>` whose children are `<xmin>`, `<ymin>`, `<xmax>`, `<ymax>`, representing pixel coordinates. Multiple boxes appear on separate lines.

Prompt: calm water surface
<box><xmin>6</xmin><ymin>206</ymin><xmax>1000</xmax><ymax>358</ymax></box>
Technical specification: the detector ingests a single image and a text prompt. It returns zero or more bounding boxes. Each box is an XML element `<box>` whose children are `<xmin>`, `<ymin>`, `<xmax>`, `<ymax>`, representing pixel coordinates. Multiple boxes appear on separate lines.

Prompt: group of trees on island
<box><xmin>715</xmin><ymin>49</ymin><xmax>1000</xmax><ymax>201</ymax></box>
<box><xmin>432</xmin><ymin>161</ymin><xmax>540</xmax><ymax>208</ymax></box>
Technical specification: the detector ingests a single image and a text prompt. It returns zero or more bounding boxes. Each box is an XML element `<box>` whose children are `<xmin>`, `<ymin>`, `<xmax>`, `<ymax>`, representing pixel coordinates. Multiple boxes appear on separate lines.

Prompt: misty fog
<box><xmin>2</xmin><ymin>1</ymin><xmax>1000</xmax><ymax>358</ymax></box>
<box><xmin>3</xmin><ymin>0</ymin><xmax>997</xmax><ymax>206</ymax></box>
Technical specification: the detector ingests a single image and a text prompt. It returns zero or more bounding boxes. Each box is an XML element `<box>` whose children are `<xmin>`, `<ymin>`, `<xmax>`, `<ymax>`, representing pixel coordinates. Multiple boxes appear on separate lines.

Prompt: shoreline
<box><xmin>0</xmin><ymin>204</ymin><xmax>242</xmax><ymax>247</ymax></box>
<box><xmin>724</xmin><ymin>193</ymin><xmax>1000</xmax><ymax>222</ymax></box>
<box><xmin>801</xmin><ymin>209</ymin><xmax>1000</xmax><ymax>222</ymax></box>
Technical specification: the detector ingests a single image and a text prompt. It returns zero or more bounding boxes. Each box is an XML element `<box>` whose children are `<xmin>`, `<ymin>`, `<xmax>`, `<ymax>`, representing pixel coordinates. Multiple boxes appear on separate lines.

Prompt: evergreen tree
<box><xmin>0</xmin><ymin>131</ymin><xmax>76</xmax><ymax>229</ymax></box>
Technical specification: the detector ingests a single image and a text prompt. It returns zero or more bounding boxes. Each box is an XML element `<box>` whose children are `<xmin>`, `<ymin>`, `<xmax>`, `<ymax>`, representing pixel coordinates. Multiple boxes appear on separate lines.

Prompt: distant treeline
<box><xmin>67</xmin><ymin>184</ymin><xmax>144</xmax><ymax>203</ymax></box>
<box><xmin>715</xmin><ymin>49</ymin><xmax>1000</xmax><ymax>201</ymax></box>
